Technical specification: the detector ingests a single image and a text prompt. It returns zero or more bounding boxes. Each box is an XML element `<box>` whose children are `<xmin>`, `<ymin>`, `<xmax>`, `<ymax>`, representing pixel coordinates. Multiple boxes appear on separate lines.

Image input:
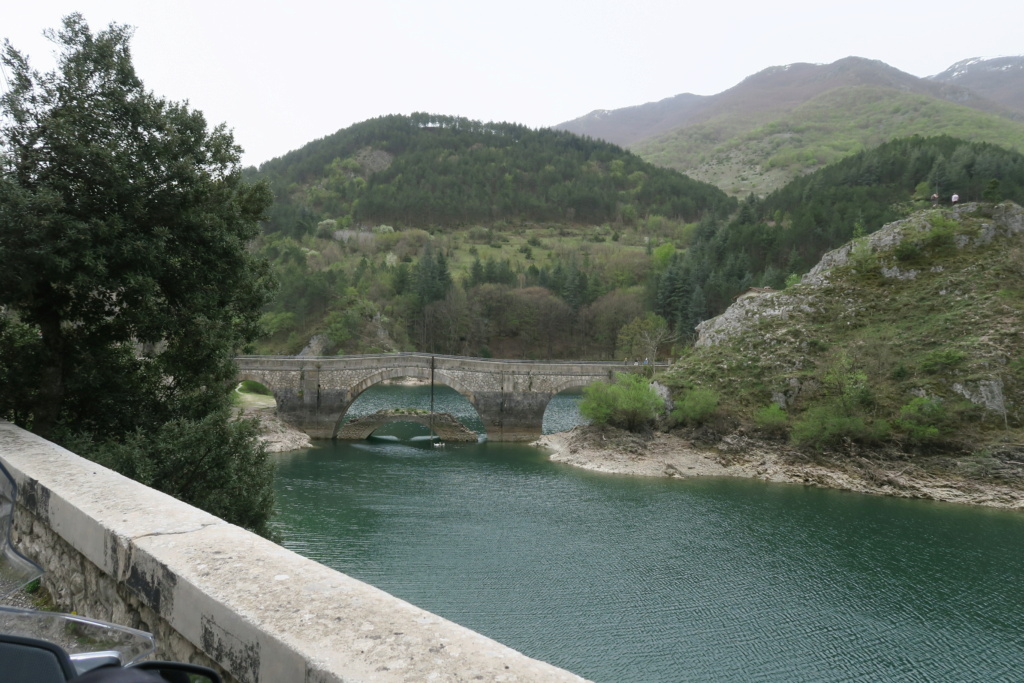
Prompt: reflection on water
<box><xmin>273</xmin><ymin>385</ymin><xmax>1024</xmax><ymax>683</ymax></box>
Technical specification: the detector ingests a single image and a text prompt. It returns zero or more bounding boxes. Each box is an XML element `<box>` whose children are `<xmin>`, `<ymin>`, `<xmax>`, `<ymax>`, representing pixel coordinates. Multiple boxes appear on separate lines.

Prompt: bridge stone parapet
<box><xmin>236</xmin><ymin>354</ymin><xmax>635</xmax><ymax>442</ymax></box>
<box><xmin>0</xmin><ymin>421</ymin><xmax>586</xmax><ymax>683</ymax></box>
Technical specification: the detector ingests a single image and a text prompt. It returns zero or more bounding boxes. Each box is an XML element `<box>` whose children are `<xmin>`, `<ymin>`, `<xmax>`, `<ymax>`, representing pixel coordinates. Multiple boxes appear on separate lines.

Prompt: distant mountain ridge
<box><xmin>560</xmin><ymin>92</ymin><xmax>709</xmax><ymax>147</ymax></box>
<box><xmin>562</xmin><ymin>57</ymin><xmax>1017</xmax><ymax>146</ymax></box>
<box><xmin>556</xmin><ymin>56</ymin><xmax>1024</xmax><ymax>196</ymax></box>
<box><xmin>929</xmin><ymin>56</ymin><xmax>1024</xmax><ymax>111</ymax></box>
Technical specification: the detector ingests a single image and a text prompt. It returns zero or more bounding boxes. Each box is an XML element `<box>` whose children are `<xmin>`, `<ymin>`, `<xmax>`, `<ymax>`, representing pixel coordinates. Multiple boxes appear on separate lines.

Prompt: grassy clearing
<box><xmin>231</xmin><ymin>382</ymin><xmax>276</xmax><ymax>410</ymax></box>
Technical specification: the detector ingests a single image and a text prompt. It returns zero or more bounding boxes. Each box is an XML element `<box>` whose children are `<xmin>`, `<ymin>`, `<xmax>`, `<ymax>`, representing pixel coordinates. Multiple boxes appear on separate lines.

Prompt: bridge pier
<box><xmin>274</xmin><ymin>387</ymin><xmax>350</xmax><ymax>440</ymax></box>
<box><xmin>472</xmin><ymin>391</ymin><xmax>552</xmax><ymax>442</ymax></box>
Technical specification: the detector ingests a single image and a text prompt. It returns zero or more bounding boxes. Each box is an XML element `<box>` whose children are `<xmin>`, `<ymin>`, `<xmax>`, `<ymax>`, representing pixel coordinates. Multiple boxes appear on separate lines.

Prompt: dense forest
<box><xmin>252</xmin><ymin>113</ymin><xmax>735</xmax><ymax>233</ymax></box>
<box><xmin>250</xmin><ymin>131</ymin><xmax>1024</xmax><ymax>360</ymax></box>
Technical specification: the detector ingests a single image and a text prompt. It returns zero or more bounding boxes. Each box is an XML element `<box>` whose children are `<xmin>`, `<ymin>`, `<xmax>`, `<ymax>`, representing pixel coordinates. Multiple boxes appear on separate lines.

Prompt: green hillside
<box><xmin>254</xmin><ymin>113</ymin><xmax>734</xmax><ymax>234</ymax></box>
<box><xmin>250</xmin><ymin>134</ymin><xmax>1024</xmax><ymax>361</ymax></box>
<box><xmin>655</xmin><ymin>136</ymin><xmax>1024</xmax><ymax>337</ymax></box>
<box><xmin>249</xmin><ymin>114</ymin><xmax>739</xmax><ymax>359</ymax></box>
<box><xmin>663</xmin><ymin>201</ymin><xmax>1024</xmax><ymax>482</ymax></box>
<box><xmin>634</xmin><ymin>86</ymin><xmax>1024</xmax><ymax>196</ymax></box>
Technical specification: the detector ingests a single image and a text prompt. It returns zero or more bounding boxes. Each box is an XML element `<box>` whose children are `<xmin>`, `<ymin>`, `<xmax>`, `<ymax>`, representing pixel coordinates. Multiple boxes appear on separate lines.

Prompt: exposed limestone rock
<box><xmin>298</xmin><ymin>333</ymin><xmax>330</xmax><ymax>356</ymax></box>
<box><xmin>880</xmin><ymin>265</ymin><xmax>919</xmax><ymax>279</ymax></box>
<box><xmin>953</xmin><ymin>378</ymin><xmax>1007</xmax><ymax>414</ymax></box>
<box><xmin>651</xmin><ymin>381</ymin><xmax>674</xmax><ymax>412</ymax></box>
<box><xmin>249</xmin><ymin>407</ymin><xmax>312</xmax><ymax>452</ymax></box>
<box><xmin>234</xmin><ymin>389</ymin><xmax>312</xmax><ymax>452</ymax></box>
<box><xmin>694</xmin><ymin>289</ymin><xmax>811</xmax><ymax>348</ymax></box>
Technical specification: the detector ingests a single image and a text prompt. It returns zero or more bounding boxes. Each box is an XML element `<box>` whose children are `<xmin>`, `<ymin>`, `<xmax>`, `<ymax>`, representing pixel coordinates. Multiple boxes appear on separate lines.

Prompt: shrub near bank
<box><xmin>580</xmin><ymin>372</ymin><xmax>664</xmax><ymax>433</ymax></box>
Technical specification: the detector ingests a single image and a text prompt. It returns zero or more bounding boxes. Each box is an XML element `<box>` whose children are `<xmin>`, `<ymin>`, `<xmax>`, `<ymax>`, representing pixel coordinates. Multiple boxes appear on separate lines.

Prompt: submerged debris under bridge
<box><xmin>337</xmin><ymin>410</ymin><xmax>479</xmax><ymax>442</ymax></box>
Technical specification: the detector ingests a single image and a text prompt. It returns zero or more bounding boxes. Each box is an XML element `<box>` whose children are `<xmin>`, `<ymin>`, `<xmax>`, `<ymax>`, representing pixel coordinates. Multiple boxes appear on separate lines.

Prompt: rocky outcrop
<box><xmin>694</xmin><ymin>288</ymin><xmax>809</xmax><ymax>348</ymax></box>
<box><xmin>298</xmin><ymin>333</ymin><xmax>330</xmax><ymax>356</ymax></box>
<box><xmin>234</xmin><ymin>384</ymin><xmax>313</xmax><ymax>452</ymax></box>
<box><xmin>689</xmin><ymin>201</ymin><xmax>1024</xmax><ymax>433</ymax></box>
<box><xmin>252</xmin><ymin>409</ymin><xmax>313</xmax><ymax>452</ymax></box>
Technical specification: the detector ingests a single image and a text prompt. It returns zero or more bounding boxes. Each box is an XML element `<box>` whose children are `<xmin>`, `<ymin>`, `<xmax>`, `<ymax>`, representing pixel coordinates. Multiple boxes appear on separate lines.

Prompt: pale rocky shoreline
<box><xmin>234</xmin><ymin>389</ymin><xmax>313</xmax><ymax>453</ymax></box>
<box><xmin>238</xmin><ymin>385</ymin><xmax>1023</xmax><ymax>510</ymax></box>
<box><xmin>534</xmin><ymin>425</ymin><xmax>1024</xmax><ymax>510</ymax></box>
<box><xmin>249</xmin><ymin>406</ymin><xmax>313</xmax><ymax>452</ymax></box>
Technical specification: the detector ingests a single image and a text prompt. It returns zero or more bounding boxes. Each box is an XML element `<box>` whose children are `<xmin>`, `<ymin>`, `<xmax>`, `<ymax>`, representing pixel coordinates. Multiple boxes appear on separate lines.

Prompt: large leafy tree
<box><xmin>616</xmin><ymin>313</ymin><xmax>675</xmax><ymax>363</ymax></box>
<box><xmin>0</xmin><ymin>16</ymin><xmax>277</xmax><ymax>536</ymax></box>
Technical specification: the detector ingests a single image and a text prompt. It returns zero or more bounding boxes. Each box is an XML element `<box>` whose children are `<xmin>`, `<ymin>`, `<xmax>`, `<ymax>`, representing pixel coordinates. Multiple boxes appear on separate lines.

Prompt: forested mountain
<box><xmin>251</xmin><ymin>129</ymin><xmax>1024</xmax><ymax>362</ymax></box>
<box><xmin>556</xmin><ymin>57</ymin><xmax>1024</xmax><ymax>196</ymax></box>
<box><xmin>248</xmin><ymin>114</ymin><xmax>735</xmax><ymax>359</ymax></box>
<box><xmin>252</xmin><ymin>113</ymin><xmax>733</xmax><ymax>235</ymax></box>
<box><xmin>654</xmin><ymin>136</ymin><xmax>1024</xmax><ymax>337</ymax></box>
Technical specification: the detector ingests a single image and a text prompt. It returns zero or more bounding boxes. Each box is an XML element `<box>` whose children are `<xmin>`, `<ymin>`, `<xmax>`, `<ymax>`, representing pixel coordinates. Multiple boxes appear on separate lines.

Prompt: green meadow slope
<box><xmin>662</xmin><ymin>202</ymin><xmax>1024</xmax><ymax>491</ymax></box>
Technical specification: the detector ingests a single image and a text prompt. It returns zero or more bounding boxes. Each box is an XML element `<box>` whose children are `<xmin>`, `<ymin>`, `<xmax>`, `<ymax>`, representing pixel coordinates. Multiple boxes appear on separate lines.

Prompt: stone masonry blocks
<box><xmin>0</xmin><ymin>421</ymin><xmax>586</xmax><ymax>683</ymax></box>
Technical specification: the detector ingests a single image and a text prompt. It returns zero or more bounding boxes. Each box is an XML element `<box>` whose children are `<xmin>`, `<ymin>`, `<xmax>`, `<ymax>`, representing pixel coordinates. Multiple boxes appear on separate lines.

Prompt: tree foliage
<box><xmin>579</xmin><ymin>372</ymin><xmax>663</xmax><ymax>433</ymax></box>
<box><xmin>253</xmin><ymin>113</ymin><xmax>735</xmax><ymax>233</ymax></box>
<box><xmin>0</xmin><ymin>15</ymin><xmax>277</xmax><ymax>536</ymax></box>
<box><xmin>616</xmin><ymin>313</ymin><xmax>675</xmax><ymax>363</ymax></box>
<box><xmin>672</xmin><ymin>388</ymin><xmax>720</xmax><ymax>427</ymax></box>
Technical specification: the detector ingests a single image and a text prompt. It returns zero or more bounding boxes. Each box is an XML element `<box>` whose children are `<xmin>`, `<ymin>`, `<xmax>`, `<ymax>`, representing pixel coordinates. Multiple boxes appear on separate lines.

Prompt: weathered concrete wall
<box><xmin>0</xmin><ymin>421</ymin><xmax>587</xmax><ymax>683</ymax></box>
<box><xmin>236</xmin><ymin>354</ymin><xmax>629</xmax><ymax>441</ymax></box>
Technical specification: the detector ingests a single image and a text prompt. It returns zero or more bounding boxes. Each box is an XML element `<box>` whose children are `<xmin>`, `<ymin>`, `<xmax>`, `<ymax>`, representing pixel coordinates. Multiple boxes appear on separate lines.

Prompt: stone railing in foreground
<box><xmin>0</xmin><ymin>421</ymin><xmax>587</xmax><ymax>683</ymax></box>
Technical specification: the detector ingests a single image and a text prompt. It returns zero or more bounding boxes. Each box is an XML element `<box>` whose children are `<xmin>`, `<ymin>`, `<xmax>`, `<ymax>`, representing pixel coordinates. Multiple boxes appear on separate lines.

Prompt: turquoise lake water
<box><xmin>272</xmin><ymin>384</ymin><xmax>1024</xmax><ymax>682</ymax></box>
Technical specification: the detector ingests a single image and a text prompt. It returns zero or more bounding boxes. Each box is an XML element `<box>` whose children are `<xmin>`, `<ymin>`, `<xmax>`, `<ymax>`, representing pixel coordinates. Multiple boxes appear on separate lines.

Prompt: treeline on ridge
<box><xmin>252</xmin><ymin>113</ymin><xmax>736</xmax><ymax>233</ymax></box>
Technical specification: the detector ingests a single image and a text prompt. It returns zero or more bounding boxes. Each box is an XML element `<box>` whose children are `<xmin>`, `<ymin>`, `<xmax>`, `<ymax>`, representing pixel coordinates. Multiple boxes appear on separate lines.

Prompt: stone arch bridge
<box><xmin>236</xmin><ymin>354</ymin><xmax>638</xmax><ymax>441</ymax></box>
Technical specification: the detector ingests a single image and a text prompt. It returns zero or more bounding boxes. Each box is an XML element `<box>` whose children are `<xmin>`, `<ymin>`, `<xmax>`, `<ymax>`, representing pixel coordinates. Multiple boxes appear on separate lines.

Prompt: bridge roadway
<box><xmin>236</xmin><ymin>353</ymin><xmax>640</xmax><ymax>441</ymax></box>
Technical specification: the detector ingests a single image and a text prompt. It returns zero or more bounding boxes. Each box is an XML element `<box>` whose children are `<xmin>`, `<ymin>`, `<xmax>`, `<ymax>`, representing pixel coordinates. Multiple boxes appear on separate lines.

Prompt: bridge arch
<box><xmin>235</xmin><ymin>371</ymin><xmax>290</xmax><ymax>409</ymax></box>
<box><xmin>346</xmin><ymin>367</ymin><xmax>478</xmax><ymax>407</ymax></box>
<box><xmin>547</xmin><ymin>377</ymin><xmax>601</xmax><ymax>396</ymax></box>
<box><xmin>338</xmin><ymin>368</ymin><xmax>483</xmax><ymax>440</ymax></box>
<box><xmin>338</xmin><ymin>411</ymin><xmax>478</xmax><ymax>442</ymax></box>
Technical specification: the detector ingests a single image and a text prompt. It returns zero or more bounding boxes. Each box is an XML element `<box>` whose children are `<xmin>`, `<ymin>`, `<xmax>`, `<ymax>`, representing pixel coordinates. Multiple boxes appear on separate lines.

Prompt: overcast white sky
<box><xmin>3</xmin><ymin>1</ymin><xmax>1021</xmax><ymax>167</ymax></box>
